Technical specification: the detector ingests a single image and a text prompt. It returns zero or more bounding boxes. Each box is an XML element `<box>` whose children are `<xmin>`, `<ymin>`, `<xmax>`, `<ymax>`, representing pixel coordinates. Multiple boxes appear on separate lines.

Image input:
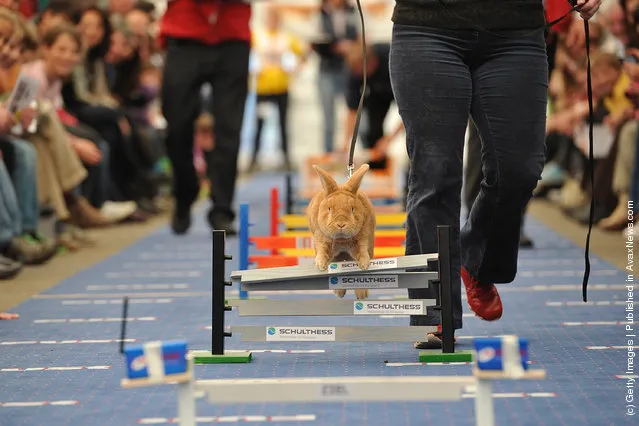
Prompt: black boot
<box><xmin>207</xmin><ymin>210</ymin><xmax>237</xmax><ymax>236</ymax></box>
<box><xmin>171</xmin><ymin>203</ymin><xmax>192</xmax><ymax>235</ymax></box>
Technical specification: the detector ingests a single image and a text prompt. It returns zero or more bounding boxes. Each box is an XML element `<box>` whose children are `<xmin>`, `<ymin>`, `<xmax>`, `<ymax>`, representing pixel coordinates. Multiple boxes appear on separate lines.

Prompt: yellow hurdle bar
<box><xmin>281</xmin><ymin>229</ymin><xmax>407</xmax><ymax>238</ymax></box>
<box><xmin>281</xmin><ymin>213</ymin><xmax>407</xmax><ymax>229</ymax></box>
<box><xmin>279</xmin><ymin>246</ymin><xmax>407</xmax><ymax>258</ymax></box>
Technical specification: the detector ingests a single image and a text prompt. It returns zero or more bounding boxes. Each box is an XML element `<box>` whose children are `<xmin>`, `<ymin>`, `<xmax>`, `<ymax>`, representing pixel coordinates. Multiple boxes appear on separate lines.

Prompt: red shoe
<box><xmin>461</xmin><ymin>267</ymin><xmax>503</xmax><ymax>321</ymax></box>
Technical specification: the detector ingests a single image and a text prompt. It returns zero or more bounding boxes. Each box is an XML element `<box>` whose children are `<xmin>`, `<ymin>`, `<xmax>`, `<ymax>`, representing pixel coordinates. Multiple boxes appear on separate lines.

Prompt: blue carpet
<box><xmin>0</xmin><ymin>173</ymin><xmax>634</xmax><ymax>426</ymax></box>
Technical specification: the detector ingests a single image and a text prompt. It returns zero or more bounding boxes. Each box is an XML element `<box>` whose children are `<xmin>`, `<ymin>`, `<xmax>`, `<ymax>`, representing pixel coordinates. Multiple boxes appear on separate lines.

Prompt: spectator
<box><xmin>158</xmin><ymin>0</ymin><xmax>251</xmax><ymax>235</ymax></box>
<box><xmin>249</xmin><ymin>4</ymin><xmax>307</xmax><ymax>172</ymax></box>
<box><xmin>341</xmin><ymin>41</ymin><xmax>402</xmax><ymax>171</ymax></box>
<box><xmin>313</xmin><ymin>0</ymin><xmax>359</xmax><ymax>153</ymax></box>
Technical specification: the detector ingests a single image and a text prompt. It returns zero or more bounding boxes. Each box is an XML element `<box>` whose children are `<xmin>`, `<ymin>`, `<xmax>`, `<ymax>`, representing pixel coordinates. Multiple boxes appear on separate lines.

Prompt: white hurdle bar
<box><xmin>121</xmin><ymin>358</ymin><xmax>547</xmax><ymax>426</ymax></box>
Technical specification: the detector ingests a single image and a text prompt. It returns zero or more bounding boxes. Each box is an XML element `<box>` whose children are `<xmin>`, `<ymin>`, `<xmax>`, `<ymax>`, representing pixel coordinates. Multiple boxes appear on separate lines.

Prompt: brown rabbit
<box><xmin>307</xmin><ymin>164</ymin><xmax>376</xmax><ymax>299</ymax></box>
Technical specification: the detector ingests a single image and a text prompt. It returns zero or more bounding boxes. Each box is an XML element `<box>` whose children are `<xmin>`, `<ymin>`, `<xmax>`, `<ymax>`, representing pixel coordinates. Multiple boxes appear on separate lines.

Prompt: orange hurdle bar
<box><xmin>250</xmin><ymin>235</ymin><xmax>405</xmax><ymax>251</ymax></box>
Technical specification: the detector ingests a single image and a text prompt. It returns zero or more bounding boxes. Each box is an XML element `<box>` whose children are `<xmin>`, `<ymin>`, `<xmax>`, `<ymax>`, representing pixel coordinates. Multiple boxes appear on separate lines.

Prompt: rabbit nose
<box><xmin>337</xmin><ymin>223</ymin><xmax>346</xmax><ymax>229</ymax></box>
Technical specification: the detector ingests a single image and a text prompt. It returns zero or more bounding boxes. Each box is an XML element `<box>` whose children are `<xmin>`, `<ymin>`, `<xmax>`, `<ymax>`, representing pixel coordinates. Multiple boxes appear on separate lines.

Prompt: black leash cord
<box><xmin>347</xmin><ymin>0</ymin><xmax>367</xmax><ymax>177</ymax></box>
<box><xmin>582</xmin><ymin>19</ymin><xmax>594</xmax><ymax>302</ymax></box>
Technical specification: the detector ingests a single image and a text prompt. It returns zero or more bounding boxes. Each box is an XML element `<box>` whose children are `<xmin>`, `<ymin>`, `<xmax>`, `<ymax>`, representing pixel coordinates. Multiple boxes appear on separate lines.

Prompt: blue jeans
<box><xmin>7</xmin><ymin>138</ymin><xmax>38</xmax><ymax>233</ymax></box>
<box><xmin>318</xmin><ymin>67</ymin><xmax>346</xmax><ymax>153</ymax></box>
<box><xmin>0</xmin><ymin>159</ymin><xmax>21</xmax><ymax>244</ymax></box>
<box><xmin>390</xmin><ymin>25</ymin><xmax>548</xmax><ymax>329</ymax></box>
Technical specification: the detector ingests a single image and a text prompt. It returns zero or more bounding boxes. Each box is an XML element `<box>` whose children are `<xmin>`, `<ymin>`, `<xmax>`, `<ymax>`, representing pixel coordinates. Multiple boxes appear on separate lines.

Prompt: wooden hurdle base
<box><xmin>190</xmin><ymin>350</ymin><xmax>253</xmax><ymax>364</ymax></box>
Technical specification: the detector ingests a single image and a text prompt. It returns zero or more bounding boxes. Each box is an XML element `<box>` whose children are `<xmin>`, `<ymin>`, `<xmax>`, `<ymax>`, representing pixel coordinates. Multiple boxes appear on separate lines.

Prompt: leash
<box><xmin>347</xmin><ymin>0</ymin><xmax>367</xmax><ymax>178</ymax></box>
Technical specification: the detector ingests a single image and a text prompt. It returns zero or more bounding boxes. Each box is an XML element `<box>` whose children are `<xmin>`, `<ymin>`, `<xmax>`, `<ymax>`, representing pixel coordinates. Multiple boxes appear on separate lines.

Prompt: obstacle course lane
<box><xmin>0</xmin><ymin>174</ymin><xmax>633</xmax><ymax>426</ymax></box>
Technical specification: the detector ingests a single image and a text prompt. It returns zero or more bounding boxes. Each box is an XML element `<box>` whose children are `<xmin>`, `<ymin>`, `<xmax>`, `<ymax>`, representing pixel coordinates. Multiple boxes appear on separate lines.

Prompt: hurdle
<box><xmin>226</xmin><ymin>222</ymin><xmax>470</xmax><ymax>362</ymax></box>
<box><xmin>121</xmin><ymin>349</ymin><xmax>547</xmax><ymax>426</ymax></box>
<box><xmin>190</xmin><ymin>230</ymin><xmax>252</xmax><ymax>364</ymax></box>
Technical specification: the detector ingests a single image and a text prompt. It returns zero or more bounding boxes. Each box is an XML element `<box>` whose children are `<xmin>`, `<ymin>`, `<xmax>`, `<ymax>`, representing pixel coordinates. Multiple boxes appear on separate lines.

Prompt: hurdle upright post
<box><xmin>237</xmin><ymin>204</ymin><xmax>250</xmax><ymax>300</ymax></box>
<box><xmin>270</xmin><ymin>188</ymin><xmax>279</xmax><ymax>255</ymax></box>
<box><xmin>191</xmin><ymin>230</ymin><xmax>252</xmax><ymax>364</ymax></box>
<box><xmin>211</xmin><ymin>230</ymin><xmax>232</xmax><ymax>354</ymax></box>
<box><xmin>437</xmin><ymin>225</ymin><xmax>455</xmax><ymax>354</ymax></box>
<box><xmin>285</xmin><ymin>173</ymin><xmax>293</xmax><ymax>215</ymax></box>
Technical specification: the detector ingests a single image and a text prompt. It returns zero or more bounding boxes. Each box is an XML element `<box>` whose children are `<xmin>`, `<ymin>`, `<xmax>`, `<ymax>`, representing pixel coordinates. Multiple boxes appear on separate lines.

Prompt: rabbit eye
<box><xmin>328</xmin><ymin>207</ymin><xmax>332</xmax><ymax>213</ymax></box>
<box><xmin>351</xmin><ymin>207</ymin><xmax>355</xmax><ymax>214</ymax></box>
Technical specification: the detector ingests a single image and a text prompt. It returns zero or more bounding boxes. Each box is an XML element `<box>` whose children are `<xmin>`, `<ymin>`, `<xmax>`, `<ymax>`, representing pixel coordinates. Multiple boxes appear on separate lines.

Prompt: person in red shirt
<box><xmin>159</xmin><ymin>0</ymin><xmax>251</xmax><ymax>236</ymax></box>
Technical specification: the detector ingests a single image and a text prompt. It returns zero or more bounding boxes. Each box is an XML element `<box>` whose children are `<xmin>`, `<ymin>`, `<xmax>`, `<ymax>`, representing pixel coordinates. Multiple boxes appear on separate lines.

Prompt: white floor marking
<box><xmin>616</xmin><ymin>375</ymin><xmax>639</xmax><ymax>379</ymax></box>
<box><xmin>502</xmin><ymin>284</ymin><xmax>625</xmax><ymax>292</ymax></box>
<box><xmin>0</xmin><ymin>400</ymin><xmax>79</xmax><ymax>407</ymax></box>
<box><xmin>0</xmin><ymin>366</ymin><xmax>111</xmax><ymax>372</ymax></box>
<box><xmin>380</xmin><ymin>313</ymin><xmax>476</xmax><ymax>319</ymax></box>
<box><xmin>34</xmin><ymin>317</ymin><xmax>156</xmax><ymax>324</ymax></box>
<box><xmin>106</xmin><ymin>271</ymin><xmax>201</xmax><ymax>279</ymax></box>
<box><xmin>138</xmin><ymin>414</ymin><xmax>317</xmax><ymax>424</ymax></box>
<box><xmin>86</xmin><ymin>284</ymin><xmax>189</xmax><ymax>291</ymax></box>
<box><xmin>122</xmin><ymin>262</ymin><xmax>209</xmax><ymax>270</ymax></box>
<box><xmin>518</xmin><ymin>270</ymin><xmax>619</xmax><ymax>277</ymax></box>
<box><xmin>586</xmin><ymin>346</ymin><xmax>639</xmax><ymax>350</ymax></box>
<box><xmin>386</xmin><ymin>361</ymin><xmax>534</xmax><ymax>367</ymax></box>
<box><xmin>188</xmin><ymin>349</ymin><xmax>325</xmax><ymax>354</ymax></box>
<box><xmin>563</xmin><ymin>321</ymin><xmax>624</xmax><ymax>326</ymax></box>
<box><xmin>460</xmin><ymin>392</ymin><xmax>556</xmax><ymax>398</ymax></box>
<box><xmin>61</xmin><ymin>299</ymin><xmax>173</xmax><ymax>305</ymax></box>
<box><xmin>546</xmin><ymin>301</ymin><xmax>626</xmax><ymax>306</ymax></box>
<box><xmin>139</xmin><ymin>252</ymin><xmax>210</xmax><ymax>260</ymax></box>
<box><xmin>0</xmin><ymin>339</ymin><xmax>136</xmax><ymax>345</ymax></box>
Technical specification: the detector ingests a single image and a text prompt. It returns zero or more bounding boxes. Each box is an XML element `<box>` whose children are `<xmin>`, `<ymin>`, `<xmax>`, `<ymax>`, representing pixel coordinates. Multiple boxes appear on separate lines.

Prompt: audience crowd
<box><xmin>0</xmin><ymin>0</ymin><xmax>636</xmax><ymax>321</ymax></box>
<box><xmin>539</xmin><ymin>0</ymin><xmax>638</xmax><ymax>233</ymax></box>
<box><xmin>0</xmin><ymin>0</ymin><xmax>169</xmax><ymax>283</ymax></box>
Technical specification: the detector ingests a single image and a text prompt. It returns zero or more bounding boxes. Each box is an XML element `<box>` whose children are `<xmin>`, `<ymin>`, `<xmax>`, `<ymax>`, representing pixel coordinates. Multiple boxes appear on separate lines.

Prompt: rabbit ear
<box><xmin>344</xmin><ymin>164</ymin><xmax>370</xmax><ymax>194</ymax></box>
<box><xmin>313</xmin><ymin>165</ymin><xmax>338</xmax><ymax>195</ymax></box>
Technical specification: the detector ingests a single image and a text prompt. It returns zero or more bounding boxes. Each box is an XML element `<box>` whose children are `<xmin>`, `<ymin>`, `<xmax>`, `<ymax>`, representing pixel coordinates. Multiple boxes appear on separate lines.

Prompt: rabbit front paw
<box><xmin>355</xmin><ymin>289</ymin><xmax>369</xmax><ymax>300</ymax></box>
<box><xmin>315</xmin><ymin>254</ymin><xmax>329</xmax><ymax>271</ymax></box>
<box><xmin>334</xmin><ymin>289</ymin><xmax>347</xmax><ymax>298</ymax></box>
<box><xmin>357</xmin><ymin>253</ymin><xmax>371</xmax><ymax>270</ymax></box>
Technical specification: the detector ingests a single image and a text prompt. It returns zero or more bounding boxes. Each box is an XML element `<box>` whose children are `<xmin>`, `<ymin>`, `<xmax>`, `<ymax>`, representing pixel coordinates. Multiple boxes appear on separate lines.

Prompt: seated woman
<box><xmin>10</xmin><ymin>24</ymin><xmax>114</xmax><ymax>249</ymax></box>
<box><xmin>62</xmin><ymin>8</ymin><xmax>157</xmax><ymax>216</ymax></box>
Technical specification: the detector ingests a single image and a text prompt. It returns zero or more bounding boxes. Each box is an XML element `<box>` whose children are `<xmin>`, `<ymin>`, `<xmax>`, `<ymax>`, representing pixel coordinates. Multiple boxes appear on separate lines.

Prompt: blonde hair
<box><xmin>0</xmin><ymin>8</ymin><xmax>21</xmax><ymax>41</ymax></box>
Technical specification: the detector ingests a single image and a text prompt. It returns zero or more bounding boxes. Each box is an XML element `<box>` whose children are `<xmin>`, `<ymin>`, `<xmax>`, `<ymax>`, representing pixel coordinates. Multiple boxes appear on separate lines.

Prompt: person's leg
<box><xmin>362</xmin><ymin>96</ymin><xmax>392</xmax><ymax>170</ymax></box>
<box><xmin>390</xmin><ymin>24</ymin><xmax>471</xmax><ymax>339</ymax></box>
<box><xmin>3</xmin><ymin>137</ymin><xmax>59</xmax><ymax>253</ymax></box>
<box><xmin>463</xmin><ymin>120</ymin><xmax>482</xmax><ymax>216</ymax></box>
<box><xmin>600</xmin><ymin>120</ymin><xmax>638</xmax><ymax>230</ymax></box>
<box><xmin>462</xmin><ymin>28</ymin><xmax>548</xmax><ymax>314</ymax></box>
<box><xmin>251</xmin><ymin>95</ymin><xmax>268</xmax><ymax>170</ymax></box>
<box><xmin>206</xmin><ymin>41</ymin><xmax>250</xmax><ymax>234</ymax></box>
<box><xmin>161</xmin><ymin>41</ymin><xmax>206</xmax><ymax>234</ymax></box>
<box><xmin>318</xmin><ymin>70</ymin><xmax>337</xmax><ymax>153</ymax></box>
<box><xmin>276</xmin><ymin>92</ymin><xmax>290</xmax><ymax>167</ymax></box>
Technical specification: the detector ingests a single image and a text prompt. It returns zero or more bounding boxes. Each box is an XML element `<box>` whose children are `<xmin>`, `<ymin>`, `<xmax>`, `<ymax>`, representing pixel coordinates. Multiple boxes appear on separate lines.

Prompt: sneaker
<box><xmin>414</xmin><ymin>325</ymin><xmax>457</xmax><ymax>349</ymax></box>
<box><xmin>0</xmin><ymin>254</ymin><xmax>22</xmax><ymax>279</ymax></box>
<box><xmin>100</xmin><ymin>201</ymin><xmax>137</xmax><ymax>223</ymax></box>
<box><xmin>69</xmin><ymin>197</ymin><xmax>111</xmax><ymax>228</ymax></box>
<box><xmin>67</xmin><ymin>225</ymin><xmax>97</xmax><ymax>248</ymax></box>
<box><xmin>461</xmin><ymin>266</ymin><xmax>503</xmax><ymax>321</ymax></box>
<box><xmin>6</xmin><ymin>235</ymin><xmax>57</xmax><ymax>266</ymax></box>
<box><xmin>207</xmin><ymin>210</ymin><xmax>237</xmax><ymax>236</ymax></box>
<box><xmin>57</xmin><ymin>231</ymin><xmax>81</xmax><ymax>252</ymax></box>
<box><xmin>172</xmin><ymin>203</ymin><xmax>192</xmax><ymax>235</ymax></box>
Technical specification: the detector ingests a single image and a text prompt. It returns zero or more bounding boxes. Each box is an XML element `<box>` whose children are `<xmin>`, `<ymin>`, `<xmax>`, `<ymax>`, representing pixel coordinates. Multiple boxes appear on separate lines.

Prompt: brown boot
<box><xmin>69</xmin><ymin>197</ymin><xmax>111</xmax><ymax>228</ymax></box>
<box><xmin>599</xmin><ymin>193</ymin><xmax>630</xmax><ymax>231</ymax></box>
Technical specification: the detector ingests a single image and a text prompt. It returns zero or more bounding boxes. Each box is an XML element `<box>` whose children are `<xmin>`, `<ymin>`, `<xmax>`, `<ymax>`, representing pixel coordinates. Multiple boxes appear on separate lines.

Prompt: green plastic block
<box><xmin>418</xmin><ymin>350</ymin><xmax>474</xmax><ymax>363</ymax></box>
<box><xmin>191</xmin><ymin>350</ymin><xmax>252</xmax><ymax>364</ymax></box>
